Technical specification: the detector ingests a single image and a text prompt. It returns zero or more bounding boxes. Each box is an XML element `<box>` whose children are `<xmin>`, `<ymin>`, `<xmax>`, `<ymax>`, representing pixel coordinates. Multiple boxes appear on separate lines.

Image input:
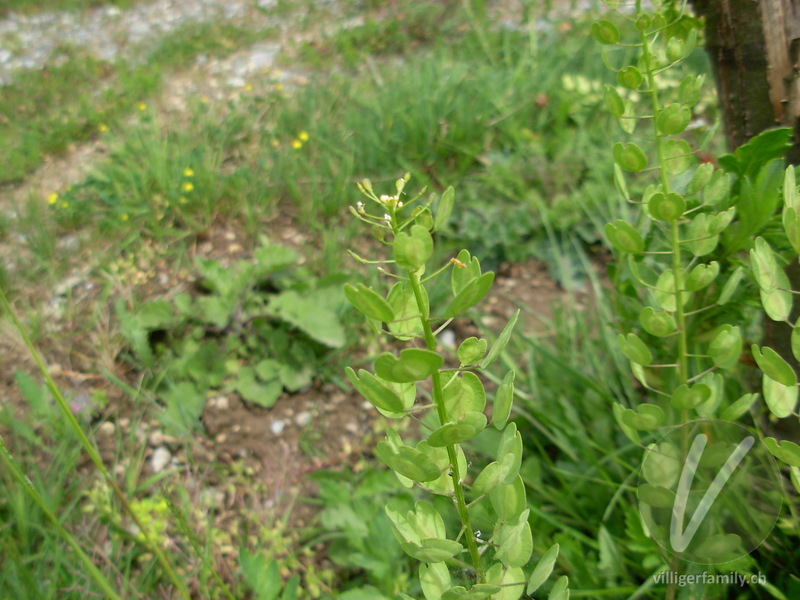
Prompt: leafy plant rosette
<box><xmin>595</xmin><ymin>0</ymin><xmax>796</xmax><ymax>581</ymax></box>
<box><xmin>116</xmin><ymin>240</ymin><xmax>348</xmax><ymax>436</ymax></box>
<box><xmin>343</xmin><ymin>175</ymin><xmax>568</xmax><ymax>599</ymax></box>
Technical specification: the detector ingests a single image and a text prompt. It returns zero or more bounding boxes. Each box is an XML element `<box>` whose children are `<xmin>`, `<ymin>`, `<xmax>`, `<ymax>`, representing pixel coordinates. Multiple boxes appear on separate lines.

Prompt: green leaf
<box><xmin>428</xmin><ymin>412</ymin><xmax>487</xmax><ymax>447</ymax></box>
<box><xmin>639</xmin><ymin>307</ymin><xmax>676</xmax><ymax>337</ymax></box>
<box><xmin>685</xmin><ymin>214</ymin><xmax>719</xmax><ymax>256</ymax></box>
<box><xmin>663</xmin><ymin>138</ymin><xmax>694</xmax><ymax>174</ymax></box>
<box><xmin>405</xmin><ymin>538</ymin><xmax>464</xmax><ymax>564</ymax></box>
<box><xmin>617</xmin><ymin>333</ymin><xmax>652</xmax><ymax>366</ymax></box>
<box><xmin>621</xmin><ymin>404</ymin><xmax>665</xmax><ymax>430</ymax></box>
<box><xmin>481</xmin><ymin>309</ymin><xmax>520</xmax><ymax>368</ymax></box>
<box><xmin>670</xmin><ymin>383</ymin><xmax>711</xmax><ymax>410</ymax></box>
<box><xmin>613</xmin><ymin>164</ymin><xmax>630</xmax><ymax>201</ymax></box>
<box><xmin>592</xmin><ymin>19</ymin><xmax>620</xmax><ymax>44</ymax></box>
<box><xmin>458</xmin><ymin>337</ymin><xmax>487</xmax><ymax>366</ymax></box>
<box><xmin>452</xmin><ymin>250</ymin><xmax>481</xmax><ymax>296</ymax></box>
<box><xmin>656</xmin><ymin>104</ymin><xmax>691</xmax><ymax>135</ymax></box>
<box><xmin>792</xmin><ymin>318</ymin><xmax>800</xmax><ymax>362</ymax></box>
<box><xmin>387</xmin><ymin>281</ymin><xmax>426</xmax><ymax>341</ymax></box>
<box><xmin>719</xmin><ymin>128</ymin><xmax>792</xmax><ymax>177</ymax></box>
<box><xmin>548</xmin><ymin>576</ymin><xmax>570</xmax><ymax>600</ymax></box>
<box><xmin>491</xmin><ymin>475</ymin><xmax>527</xmax><ymax>520</ymax></box>
<box><xmin>763</xmin><ymin>437</ymin><xmax>800</xmax><ymax>467</ymax></box>
<box><xmin>471</xmin><ymin>460</ymin><xmax>507</xmax><ymax>495</ymax></box>
<box><xmin>648</xmin><ymin>192</ymin><xmax>686</xmax><ymax>221</ymax></box>
<box><xmin>527</xmin><ymin>543</ymin><xmax>560</xmax><ymax>595</ymax></box>
<box><xmin>435</xmin><ymin>187</ymin><xmax>455</xmax><ymax>231</ymax></box>
<box><xmin>374</xmin><ymin>348</ymin><xmax>443</xmax><ymax>383</ymax></box>
<box><xmin>784</xmin><ymin>166</ymin><xmax>799</xmax><ymax>211</ymax></box>
<box><xmin>420</xmin><ymin>562</ymin><xmax>451</xmax><ymax>600</ymax></box>
<box><xmin>750</xmin><ymin>237</ymin><xmax>783</xmax><ymax>293</ymax></box>
<box><xmin>253</xmin><ymin>244</ymin><xmax>298</xmax><ymax>274</ymax></box>
<box><xmin>159</xmin><ymin>382</ymin><xmax>206</xmax><ymax>437</ymax></box>
<box><xmin>137</xmin><ymin>299</ymin><xmax>176</xmax><ymax>329</ymax></box>
<box><xmin>613</xmin><ymin>403</ymin><xmax>640</xmax><ymax>444</ymax></box>
<box><xmin>617</xmin><ymin>66</ymin><xmax>643</xmax><ymax>90</ymax></box>
<box><xmin>444</xmin><ymin>371</ymin><xmax>486</xmax><ymax>419</ymax></box>
<box><xmin>443</xmin><ymin>272</ymin><xmax>494</xmax><ymax>318</ymax></box>
<box><xmin>679</xmin><ymin>73</ymin><xmax>704</xmax><ymax>106</ymax></box>
<box><xmin>752</xmin><ymin>345</ymin><xmax>797</xmax><ymax>386</ymax></box>
<box><xmin>619</xmin><ymin>99</ymin><xmax>636</xmax><ymax>134</ymax></box>
<box><xmin>496</xmin><ymin>423</ymin><xmax>523</xmax><ymax>484</ymax></box>
<box><xmin>346</xmin><ymin>367</ymin><xmax>405</xmax><ymax>413</ymax></box>
<box><xmin>685</xmin><ymin>261</ymin><xmax>719</xmax><ymax>291</ymax></box>
<box><xmin>782</xmin><ymin>206</ymin><xmax>800</xmax><ymax>254</ymax></box>
<box><xmin>605</xmin><ymin>220</ymin><xmax>644</xmax><ymax>254</ymax></box>
<box><xmin>720</xmin><ymin>393</ymin><xmax>758</xmax><ymax>421</ymax></box>
<box><xmin>603</xmin><ymin>84</ymin><xmax>624</xmax><ymax>116</ymax></box>
<box><xmin>642</xmin><ymin>441</ymin><xmax>681</xmax><ymax>487</ymax></box>
<box><xmin>376</xmin><ymin>434</ymin><xmax>441</xmax><ymax>482</ymax></box>
<box><xmin>688</xmin><ymin>163</ymin><xmax>714</xmax><ymax>193</ymax></box>
<box><xmin>235</xmin><ymin>367</ymin><xmax>283</xmax><ymax>408</ymax></box>
<box><xmin>762</xmin><ymin>374</ymin><xmax>798</xmax><ymax>418</ymax></box>
<box><xmin>492</xmin><ymin>370</ymin><xmax>515</xmax><ymax>430</ymax></box>
<box><xmin>613</xmin><ymin>142</ymin><xmax>648</xmax><ymax>172</ymax></box>
<box><xmin>485</xmin><ymin>564</ymin><xmax>525</xmax><ymax>600</ymax></box>
<box><xmin>239</xmin><ymin>551</ymin><xmax>281</xmax><ymax>600</ymax></box>
<box><xmin>268</xmin><ymin>290</ymin><xmax>346</xmax><ymax>348</ymax></box>
<box><xmin>637</xmin><ymin>483</ymin><xmax>676</xmax><ymax>508</ymax></box>
<box><xmin>718</xmin><ymin>266</ymin><xmax>745</xmax><ymax>305</ymax></box>
<box><xmin>394</xmin><ymin>224</ymin><xmax>433</xmax><ymax>271</ymax></box>
<box><xmin>703</xmin><ymin>169</ymin><xmax>732</xmax><ymax>205</ymax></box>
<box><xmin>709</xmin><ymin>325</ymin><xmax>743</xmax><ymax>369</ymax></box>
<box><xmin>496</xmin><ymin>509</ymin><xmax>533</xmax><ymax>567</ymax></box>
<box><xmin>344</xmin><ymin>283</ymin><xmax>395</xmax><ymax>323</ymax></box>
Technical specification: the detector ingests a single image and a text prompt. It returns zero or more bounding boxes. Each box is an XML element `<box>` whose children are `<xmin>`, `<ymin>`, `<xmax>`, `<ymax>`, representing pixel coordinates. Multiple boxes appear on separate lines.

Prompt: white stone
<box><xmin>150</xmin><ymin>447</ymin><xmax>172</xmax><ymax>473</ymax></box>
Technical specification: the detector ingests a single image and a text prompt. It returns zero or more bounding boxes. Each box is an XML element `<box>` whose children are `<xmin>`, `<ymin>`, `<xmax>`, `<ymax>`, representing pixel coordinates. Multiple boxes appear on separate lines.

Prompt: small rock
<box><xmin>269</xmin><ymin>419</ymin><xmax>285</xmax><ymax>435</ymax></box>
<box><xmin>97</xmin><ymin>421</ymin><xmax>115</xmax><ymax>437</ymax></box>
<box><xmin>440</xmin><ymin>328</ymin><xmax>456</xmax><ymax>348</ymax></box>
<box><xmin>118</xmin><ymin>417</ymin><xmax>130</xmax><ymax>429</ymax></box>
<box><xmin>295</xmin><ymin>410</ymin><xmax>311</xmax><ymax>427</ymax></box>
<box><xmin>215</xmin><ymin>433</ymin><xmax>227</xmax><ymax>444</ymax></box>
<box><xmin>148</xmin><ymin>430</ymin><xmax>164</xmax><ymax>446</ymax></box>
<box><xmin>344</xmin><ymin>422</ymin><xmax>360</xmax><ymax>435</ymax></box>
<box><xmin>151</xmin><ymin>447</ymin><xmax>172</xmax><ymax>473</ymax></box>
<box><xmin>209</xmin><ymin>396</ymin><xmax>230</xmax><ymax>410</ymax></box>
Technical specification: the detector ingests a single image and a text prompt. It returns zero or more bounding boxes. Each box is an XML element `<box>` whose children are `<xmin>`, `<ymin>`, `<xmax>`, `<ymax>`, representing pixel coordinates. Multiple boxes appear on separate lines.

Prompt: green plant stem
<box><xmin>408</xmin><ymin>270</ymin><xmax>485</xmax><ymax>584</ymax></box>
<box><xmin>640</xmin><ymin>27</ymin><xmax>689</xmax><ymax>389</ymax></box>
<box><xmin>640</xmin><ymin>24</ymin><xmax>687</xmax><ymax>600</ymax></box>
<box><xmin>0</xmin><ymin>289</ymin><xmax>192</xmax><ymax>600</ymax></box>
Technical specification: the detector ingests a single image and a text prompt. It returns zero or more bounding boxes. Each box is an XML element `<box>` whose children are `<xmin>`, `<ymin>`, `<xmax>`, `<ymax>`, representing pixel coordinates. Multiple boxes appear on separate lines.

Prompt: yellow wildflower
<box><xmin>120</xmin><ymin>213</ymin><xmax>129</xmax><ymax>222</ymax></box>
<box><xmin>60</xmin><ymin>201</ymin><xmax>69</xmax><ymax>209</ymax></box>
<box><xmin>48</xmin><ymin>193</ymin><xmax>59</xmax><ymax>205</ymax></box>
<box><xmin>98</xmin><ymin>123</ymin><xmax>109</xmax><ymax>132</ymax></box>
<box><xmin>291</xmin><ymin>140</ymin><xmax>303</xmax><ymax>149</ymax></box>
<box><xmin>298</xmin><ymin>131</ymin><xmax>309</xmax><ymax>142</ymax></box>
<box><xmin>275</xmin><ymin>83</ymin><xmax>284</xmax><ymax>92</ymax></box>
<box><xmin>200</xmin><ymin>96</ymin><xmax>209</xmax><ymax>104</ymax></box>
<box><xmin>183</xmin><ymin>168</ymin><xmax>194</xmax><ymax>177</ymax></box>
<box><xmin>137</xmin><ymin>103</ymin><xmax>147</xmax><ymax>111</ymax></box>
<box><xmin>244</xmin><ymin>83</ymin><xmax>253</xmax><ymax>92</ymax></box>
<box><xmin>182</xmin><ymin>182</ymin><xmax>194</xmax><ymax>192</ymax></box>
